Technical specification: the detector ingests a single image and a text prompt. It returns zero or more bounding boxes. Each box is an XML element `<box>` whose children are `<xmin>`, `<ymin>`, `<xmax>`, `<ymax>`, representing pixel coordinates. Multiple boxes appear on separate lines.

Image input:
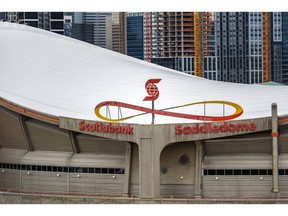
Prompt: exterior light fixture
<box><xmin>215</xmin><ymin>177</ymin><xmax>219</xmax><ymax>180</ymax></box>
<box><xmin>112</xmin><ymin>175</ymin><xmax>116</xmax><ymax>179</ymax></box>
<box><xmin>1</xmin><ymin>170</ymin><xmax>4</xmax><ymax>173</ymax></box>
<box><xmin>77</xmin><ymin>174</ymin><xmax>80</xmax><ymax>178</ymax></box>
<box><xmin>180</xmin><ymin>176</ymin><xmax>184</xmax><ymax>180</ymax></box>
<box><xmin>57</xmin><ymin>173</ymin><xmax>60</xmax><ymax>177</ymax></box>
<box><xmin>260</xmin><ymin>177</ymin><xmax>264</xmax><ymax>180</ymax></box>
<box><xmin>27</xmin><ymin>172</ymin><xmax>30</xmax><ymax>175</ymax></box>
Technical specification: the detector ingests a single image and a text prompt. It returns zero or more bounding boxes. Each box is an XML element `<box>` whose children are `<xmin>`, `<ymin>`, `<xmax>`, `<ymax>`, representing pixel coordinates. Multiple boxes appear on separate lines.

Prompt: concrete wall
<box><xmin>59</xmin><ymin>116</ymin><xmax>272</xmax><ymax>199</ymax></box>
<box><xmin>0</xmin><ymin>107</ymin><xmax>27</xmax><ymax>150</ymax></box>
<box><xmin>160</xmin><ymin>142</ymin><xmax>196</xmax><ymax>185</ymax></box>
<box><xmin>1</xmin><ymin>107</ymin><xmax>284</xmax><ymax>201</ymax></box>
<box><xmin>0</xmin><ymin>192</ymin><xmax>287</xmax><ymax>204</ymax></box>
<box><xmin>26</xmin><ymin>119</ymin><xmax>72</xmax><ymax>152</ymax></box>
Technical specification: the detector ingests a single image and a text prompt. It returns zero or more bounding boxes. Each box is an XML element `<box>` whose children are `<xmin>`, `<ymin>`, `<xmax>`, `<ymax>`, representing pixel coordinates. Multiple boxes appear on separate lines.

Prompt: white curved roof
<box><xmin>1</xmin><ymin>22</ymin><xmax>288</xmax><ymax>124</ymax></box>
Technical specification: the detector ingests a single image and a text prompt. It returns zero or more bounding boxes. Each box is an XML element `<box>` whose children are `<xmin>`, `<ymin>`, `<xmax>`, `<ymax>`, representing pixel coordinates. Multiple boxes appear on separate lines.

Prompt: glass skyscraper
<box><xmin>282</xmin><ymin>13</ymin><xmax>288</xmax><ymax>84</ymax></box>
<box><xmin>72</xmin><ymin>12</ymin><xmax>111</xmax><ymax>48</ymax></box>
<box><xmin>127</xmin><ymin>13</ymin><xmax>144</xmax><ymax>60</ymax></box>
<box><xmin>18</xmin><ymin>12</ymin><xmax>64</xmax><ymax>35</ymax></box>
<box><xmin>216</xmin><ymin>12</ymin><xmax>249</xmax><ymax>83</ymax></box>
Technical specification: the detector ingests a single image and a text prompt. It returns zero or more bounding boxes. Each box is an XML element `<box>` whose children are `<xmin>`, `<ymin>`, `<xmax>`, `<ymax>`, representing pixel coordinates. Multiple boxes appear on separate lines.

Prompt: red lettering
<box><xmin>121</xmin><ymin>126</ymin><xmax>127</xmax><ymax>134</ymax></box>
<box><xmin>108</xmin><ymin>124</ymin><xmax>115</xmax><ymax>133</ymax></box>
<box><xmin>249</xmin><ymin>123</ymin><xmax>256</xmax><ymax>131</ymax></box>
<box><xmin>228</xmin><ymin>124</ymin><xmax>236</xmax><ymax>132</ymax></box>
<box><xmin>115</xmin><ymin>126</ymin><xmax>121</xmax><ymax>133</ymax></box>
<box><xmin>183</xmin><ymin>126</ymin><xmax>191</xmax><ymax>134</ymax></box>
<box><xmin>235</xmin><ymin>123</ymin><xmax>249</xmax><ymax>131</ymax></box>
<box><xmin>219</xmin><ymin>123</ymin><xmax>228</xmax><ymax>132</ymax></box>
<box><xmin>199</xmin><ymin>125</ymin><xmax>208</xmax><ymax>133</ymax></box>
<box><xmin>89</xmin><ymin>124</ymin><xmax>95</xmax><ymax>132</ymax></box>
<box><xmin>79</xmin><ymin>120</ymin><xmax>85</xmax><ymax>131</ymax></box>
<box><xmin>191</xmin><ymin>124</ymin><xmax>199</xmax><ymax>134</ymax></box>
<box><xmin>78</xmin><ymin>121</ymin><xmax>134</xmax><ymax>135</ymax></box>
<box><xmin>213</xmin><ymin>125</ymin><xmax>219</xmax><ymax>133</ymax></box>
<box><xmin>127</xmin><ymin>125</ymin><xmax>134</xmax><ymax>135</ymax></box>
<box><xmin>85</xmin><ymin>123</ymin><xmax>90</xmax><ymax>131</ymax></box>
<box><xmin>175</xmin><ymin>122</ymin><xmax>257</xmax><ymax>135</ymax></box>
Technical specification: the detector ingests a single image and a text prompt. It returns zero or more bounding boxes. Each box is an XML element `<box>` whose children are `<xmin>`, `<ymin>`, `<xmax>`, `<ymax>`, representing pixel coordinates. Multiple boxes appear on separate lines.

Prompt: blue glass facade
<box><xmin>127</xmin><ymin>16</ymin><xmax>144</xmax><ymax>60</ymax></box>
<box><xmin>271</xmin><ymin>13</ymin><xmax>283</xmax><ymax>83</ymax></box>
<box><xmin>0</xmin><ymin>12</ymin><xmax>5</xmax><ymax>20</ymax></box>
<box><xmin>216</xmin><ymin>12</ymin><xmax>250</xmax><ymax>83</ymax></box>
<box><xmin>282</xmin><ymin>13</ymin><xmax>288</xmax><ymax>84</ymax></box>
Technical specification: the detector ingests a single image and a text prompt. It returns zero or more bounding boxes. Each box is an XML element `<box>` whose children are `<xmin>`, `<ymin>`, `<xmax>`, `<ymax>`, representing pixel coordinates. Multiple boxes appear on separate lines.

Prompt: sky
<box><xmin>1</xmin><ymin>0</ymin><xmax>288</xmax><ymax>12</ymax></box>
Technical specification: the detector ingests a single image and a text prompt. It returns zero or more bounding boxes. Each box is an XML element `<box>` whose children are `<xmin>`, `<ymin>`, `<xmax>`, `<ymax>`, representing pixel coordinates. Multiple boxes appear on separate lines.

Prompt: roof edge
<box><xmin>0</xmin><ymin>97</ymin><xmax>59</xmax><ymax>125</ymax></box>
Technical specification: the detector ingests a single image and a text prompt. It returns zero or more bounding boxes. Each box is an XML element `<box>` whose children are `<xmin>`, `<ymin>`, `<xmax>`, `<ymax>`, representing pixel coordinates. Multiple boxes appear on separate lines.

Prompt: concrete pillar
<box><xmin>68</xmin><ymin>131</ymin><xmax>79</xmax><ymax>153</ymax></box>
<box><xmin>138</xmin><ymin>138</ymin><xmax>160</xmax><ymax>199</ymax></box>
<box><xmin>195</xmin><ymin>140</ymin><xmax>204</xmax><ymax>198</ymax></box>
<box><xmin>18</xmin><ymin>115</ymin><xmax>34</xmax><ymax>151</ymax></box>
<box><xmin>271</xmin><ymin>103</ymin><xmax>279</xmax><ymax>193</ymax></box>
<box><xmin>123</xmin><ymin>143</ymin><xmax>131</xmax><ymax>194</ymax></box>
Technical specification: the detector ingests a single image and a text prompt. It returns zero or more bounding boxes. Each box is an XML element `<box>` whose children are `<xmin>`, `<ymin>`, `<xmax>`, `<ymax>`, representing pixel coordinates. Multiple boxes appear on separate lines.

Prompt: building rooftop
<box><xmin>1</xmin><ymin>22</ymin><xmax>288</xmax><ymax>124</ymax></box>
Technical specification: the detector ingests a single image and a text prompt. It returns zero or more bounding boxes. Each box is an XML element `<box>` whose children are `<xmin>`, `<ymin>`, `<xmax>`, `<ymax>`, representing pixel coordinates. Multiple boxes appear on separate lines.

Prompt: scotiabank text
<box><xmin>79</xmin><ymin>120</ymin><xmax>133</xmax><ymax>135</ymax></box>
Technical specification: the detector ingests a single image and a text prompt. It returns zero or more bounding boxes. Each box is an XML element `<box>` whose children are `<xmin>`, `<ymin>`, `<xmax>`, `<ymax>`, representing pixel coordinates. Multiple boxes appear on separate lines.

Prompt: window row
<box><xmin>0</xmin><ymin>163</ymin><xmax>125</xmax><ymax>174</ymax></box>
<box><xmin>203</xmin><ymin>169</ymin><xmax>287</xmax><ymax>176</ymax></box>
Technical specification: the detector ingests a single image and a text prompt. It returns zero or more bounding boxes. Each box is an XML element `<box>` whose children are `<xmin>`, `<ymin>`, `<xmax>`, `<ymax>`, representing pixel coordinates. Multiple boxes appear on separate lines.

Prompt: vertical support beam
<box><xmin>68</xmin><ymin>131</ymin><xmax>79</xmax><ymax>194</ymax></box>
<box><xmin>68</xmin><ymin>131</ymin><xmax>79</xmax><ymax>153</ymax></box>
<box><xmin>271</xmin><ymin>103</ymin><xmax>279</xmax><ymax>193</ymax></box>
<box><xmin>123</xmin><ymin>142</ymin><xmax>131</xmax><ymax>194</ymax></box>
<box><xmin>18</xmin><ymin>115</ymin><xmax>34</xmax><ymax>151</ymax></box>
<box><xmin>195</xmin><ymin>140</ymin><xmax>204</xmax><ymax>198</ymax></box>
<box><xmin>138</xmin><ymin>138</ymin><xmax>160</xmax><ymax>199</ymax></box>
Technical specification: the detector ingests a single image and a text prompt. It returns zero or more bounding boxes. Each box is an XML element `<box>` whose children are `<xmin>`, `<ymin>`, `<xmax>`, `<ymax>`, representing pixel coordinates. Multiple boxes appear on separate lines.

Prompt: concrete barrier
<box><xmin>1</xmin><ymin>192</ymin><xmax>288</xmax><ymax>204</ymax></box>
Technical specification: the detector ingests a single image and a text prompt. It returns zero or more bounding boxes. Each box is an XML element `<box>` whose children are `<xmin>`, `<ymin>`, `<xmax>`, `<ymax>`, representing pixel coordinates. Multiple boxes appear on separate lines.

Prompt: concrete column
<box><xmin>18</xmin><ymin>115</ymin><xmax>34</xmax><ymax>151</ymax></box>
<box><xmin>123</xmin><ymin>143</ymin><xmax>131</xmax><ymax>194</ymax></box>
<box><xmin>68</xmin><ymin>131</ymin><xmax>79</xmax><ymax>153</ymax></box>
<box><xmin>195</xmin><ymin>140</ymin><xmax>204</xmax><ymax>198</ymax></box>
<box><xmin>138</xmin><ymin>138</ymin><xmax>160</xmax><ymax>199</ymax></box>
<box><xmin>271</xmin><ymin>103</ymin><xmax>279</xmax><ymax>193</ymax></box>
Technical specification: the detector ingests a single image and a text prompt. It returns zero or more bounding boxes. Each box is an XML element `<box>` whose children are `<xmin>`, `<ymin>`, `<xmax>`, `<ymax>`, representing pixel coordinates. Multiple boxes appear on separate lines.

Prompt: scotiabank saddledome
<box><xmin>2</xmin><ymin>22</ymin><xmax>288</xmax><ymax>201</ymax></box>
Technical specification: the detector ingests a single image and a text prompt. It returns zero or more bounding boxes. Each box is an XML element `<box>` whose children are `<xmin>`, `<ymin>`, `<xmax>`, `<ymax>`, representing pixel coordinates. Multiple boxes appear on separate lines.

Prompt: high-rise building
<box><xmin>105</xmin><ymin>15</ymin><xmax>113</xmax><ymax>50</ymax></box>
<box><xmin>110</xmin><ymin>12</ymin><xmax>127</xmax><ymax>54</ymax></box>
<box><xmin>282</xmin><ymin>13</ymin><xmax>288</xmax><ymax>84</ymax></box>
<box><xmin>150</xmin><ymin>12</ymin><xmax>288</xmax><ymax>84</ymax></box>
<box><xmin>127</xmin><ymin>13</ymin><xmax>144</xmax><ymax>60</ymax></box>
<box><xmin>64</xmin><ymin>13</ymin><xmax>73</xmax><ymax>37</ymax></box>
<box><xmin>2</xmin><ymin>12</ymin><xmax>18</xmax><ymax>22</ymax></box>
<box><xmin>143</xmin><ymin>12</ymin><xmax>153</xmax><ymax>62</ymax></box>
<box><xmin>72</xmin><ymin>12</ymin><xmax>112</xmax><ymax>48</ymax></box>
<box><xmin>18</xmin><ymin>12</ymin><xmax>64</xmax><ymax>35</ymax></box>
<box><xmin>125</xmin><ymin>12</ymin><xmax>154</xmax><ymax>61</ymax></box>
<box><xmin>249</xmin><ymin>12</ymin><xmax>267</xmax><ymax>84</ymax></box>
<box><xmin>151</xmin><ymin>12</ymin><xmax>217</xmax><ymax>79</ymax></box>
<box><xmin>0</xmin><ymin>12</ymin><xmax>5</xmax><ymax>21</ymax></box>
<box><xmin>216</xmin><ymin>12</ymin><xmax>249</xmax><ymax>83</ymax></box>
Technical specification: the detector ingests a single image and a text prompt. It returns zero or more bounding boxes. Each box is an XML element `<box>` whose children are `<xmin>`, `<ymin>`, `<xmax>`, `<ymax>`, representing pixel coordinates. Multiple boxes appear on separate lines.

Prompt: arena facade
<box><xmin>1</xmin><ymin>22</ymin><xmax>288</xmax><ymax>204</ymax></box>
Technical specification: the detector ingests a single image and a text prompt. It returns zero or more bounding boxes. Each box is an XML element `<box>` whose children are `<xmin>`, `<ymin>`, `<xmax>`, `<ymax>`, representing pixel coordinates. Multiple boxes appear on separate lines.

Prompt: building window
<box><xmin>203</xmin><ymin>169</ymin><xmax>280</xmax><ymax>176</ymax></box>
<box><xmin>0</xmin><ymin>162</ymin><xmax>125</xmax><ymax>175</ymax></box>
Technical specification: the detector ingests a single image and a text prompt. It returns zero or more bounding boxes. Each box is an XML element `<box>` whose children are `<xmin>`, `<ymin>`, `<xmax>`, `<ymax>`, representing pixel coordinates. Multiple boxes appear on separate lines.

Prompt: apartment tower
<box><xmin>151</xmin><ymin>12</ymin><xmax>217</xmax><ymax>79</ymax></box>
